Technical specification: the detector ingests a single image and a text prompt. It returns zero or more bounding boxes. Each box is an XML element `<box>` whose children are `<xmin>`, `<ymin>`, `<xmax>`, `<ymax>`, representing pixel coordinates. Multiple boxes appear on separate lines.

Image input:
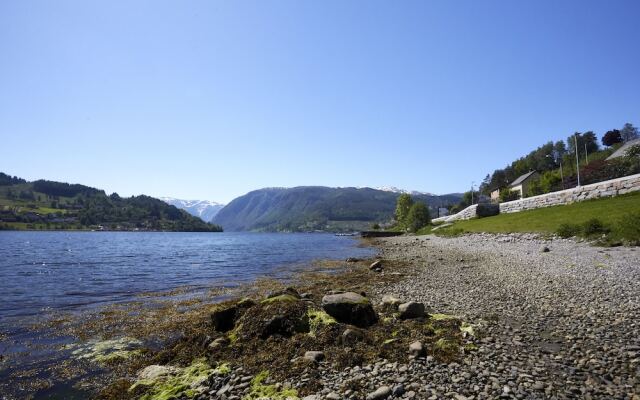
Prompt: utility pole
<box><xmin>559</xmin><ymin>158</ymin><xmax>564</xmax><ymax>189</ymax></box>
<box><xmin>585</xmin><ymin>142</ymin><xmax>588</xmax><ymax>164</ymax></box>
<box><xmin>471</xmin><ymin>182</ymin><xmax>475</xmax><ymax>205</ymax></box>
<box><xmin>575</xmin><ymin>134</ymin><xmax>581</xmax><ymax>186</ymax></box>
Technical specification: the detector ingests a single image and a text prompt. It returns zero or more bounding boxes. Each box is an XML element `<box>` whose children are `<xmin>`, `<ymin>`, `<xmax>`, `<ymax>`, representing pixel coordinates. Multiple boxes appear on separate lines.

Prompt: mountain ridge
<box><xmin>160</xmin><ymin>197</ymin><xmax>225</xmax><ymax>222</ymax></box>
<box><xmin>213</xmin><ymin>186</ymin><xmax>461</xmax><ymax>232</ymax></box>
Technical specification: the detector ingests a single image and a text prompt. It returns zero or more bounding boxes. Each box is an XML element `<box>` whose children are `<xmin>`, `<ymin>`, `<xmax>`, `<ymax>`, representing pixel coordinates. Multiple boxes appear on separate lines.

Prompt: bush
<box><xmin>626</xmin><ymin>144</ymin><xmax>640</xmax><ymax>158</ymax></box>
<box><xmin>499</xmin><ymin>189</ymin><xmax>520</xmax><ymax>202</ymax></box>
<box><xmin>556</xmin><ymin>223</ymin><xmax>581</xmax><ymax>238</ymax></box>
<box><xmin>526</xmin><ymin>179</ymin><xmax>543</xmax><ymax>197</ymax></box>
<box><xmin>476</xmin><ymin>203</ymin><xmax>500</xmax><ymax>218</ymax></box>
<box><xmin>581</xmin><ymin>218</ymin><xmax>609</xmax><ymax>237</ymax></box>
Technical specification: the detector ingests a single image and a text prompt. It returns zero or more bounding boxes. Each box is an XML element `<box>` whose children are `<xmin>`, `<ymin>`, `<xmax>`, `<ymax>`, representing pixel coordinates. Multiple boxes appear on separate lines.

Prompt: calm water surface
<box><xmin>0</xmin><ymin>231</ymin><xmax>374</xmax><ymax>326</ymax></box>
<box><xmin>0</xmin><ymin>231</ymin><xmax>374</xmax><ymax>398</ymax></box>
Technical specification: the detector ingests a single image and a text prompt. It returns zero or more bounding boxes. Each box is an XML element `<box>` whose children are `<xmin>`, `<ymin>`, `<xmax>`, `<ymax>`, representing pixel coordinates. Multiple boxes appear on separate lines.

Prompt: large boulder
<box><xmin>210</xmin><ymin>298</ymin><xmax>256</xmax><ymax>332</ymax></box>
<box><xmin>235</xmin><ymin>296</ymin><xmax>310</xmax><ymax>339</ymax></box>
<box><xmin>321</xmin><ymin>292</ymin><xmax>378</xmax><ymax>328</ymax></box>
<box><xmin>398</xmin><ymin>302</ymin><xmax>425</xmax><ymax>319</ymax></box>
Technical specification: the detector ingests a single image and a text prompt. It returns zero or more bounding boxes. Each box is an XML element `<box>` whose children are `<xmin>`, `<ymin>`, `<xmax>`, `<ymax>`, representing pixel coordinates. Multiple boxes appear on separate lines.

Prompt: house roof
<box><xmin>606</xmin><ymin>138</ymin><xmax>640</xmax><ymax>160</ymax></box>
<box><xmin>509</xmin><ymin>170</ymin><xmax>538</xmax><ymax>187</ymax></box>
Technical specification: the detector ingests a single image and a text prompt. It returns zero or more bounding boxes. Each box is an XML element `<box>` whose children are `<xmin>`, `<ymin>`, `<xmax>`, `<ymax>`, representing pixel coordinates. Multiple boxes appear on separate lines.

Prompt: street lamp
<box><xmin>471</xmin><ymin>181</ymin><xmax>475</xmax><ymax>205</ymax></box>
<box><xmin>574</xmin><ymin>134</ymin><xmax>581</xmax><ymax>186</ymax></box>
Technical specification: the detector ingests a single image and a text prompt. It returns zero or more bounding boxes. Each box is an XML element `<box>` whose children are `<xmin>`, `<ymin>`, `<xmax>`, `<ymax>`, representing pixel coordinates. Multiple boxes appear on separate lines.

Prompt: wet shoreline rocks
<box><xmin>120</xmin><ymin>257</ymin><xmax>474</xmax><ymax>400</ymax></box>
<box><xmin>102</xmin><ymin>231</ymin><xmax>639</xmax><ymax>400</ymax></box>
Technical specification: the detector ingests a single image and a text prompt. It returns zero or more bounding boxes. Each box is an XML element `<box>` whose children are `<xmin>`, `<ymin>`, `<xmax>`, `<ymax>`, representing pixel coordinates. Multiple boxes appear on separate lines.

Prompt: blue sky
<box><xmin>1</xmin><ymin>1</ymin><xmax>639</xmax><ymax>203</ymax></box>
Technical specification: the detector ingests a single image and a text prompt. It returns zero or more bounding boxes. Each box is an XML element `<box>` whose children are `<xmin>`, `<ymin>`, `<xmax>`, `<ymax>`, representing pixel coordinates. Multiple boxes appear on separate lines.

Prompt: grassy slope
<box><xmin>430</xmin><ymin>191</ymin><xmax>640</xmax><ymax>241</ymax></box>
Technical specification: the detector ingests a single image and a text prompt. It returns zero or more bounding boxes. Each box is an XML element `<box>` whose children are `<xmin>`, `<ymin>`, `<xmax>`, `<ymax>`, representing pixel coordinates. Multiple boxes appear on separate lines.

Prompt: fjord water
<box><xmin>0</xmin><ymin>231</ymin><xmax>374</xmax><ymax>398</ymax></box>
<box><xmin>0</xmin><ymin>231</ymin><xmax>374</xmax><ymax>326</ymax></box>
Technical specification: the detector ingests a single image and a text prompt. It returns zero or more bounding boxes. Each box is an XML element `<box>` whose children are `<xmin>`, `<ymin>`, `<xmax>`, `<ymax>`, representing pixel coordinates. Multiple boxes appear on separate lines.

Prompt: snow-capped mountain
<box><xmin>374</xmin><ymin>186</ymin><xmax>435</xmax><ymax>196</ymax></box>
<box><xmin>160</xmin><ymin>197</ymin><xmax>225</xmax><ymax>222</ymax></box>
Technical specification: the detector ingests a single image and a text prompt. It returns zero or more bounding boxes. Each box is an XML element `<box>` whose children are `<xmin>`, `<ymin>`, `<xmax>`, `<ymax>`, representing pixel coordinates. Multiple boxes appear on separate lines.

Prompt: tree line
<box><xmin>479</xmin><ymin>122</ymin><xmax>639</xmax><ymax>196</ymax></box>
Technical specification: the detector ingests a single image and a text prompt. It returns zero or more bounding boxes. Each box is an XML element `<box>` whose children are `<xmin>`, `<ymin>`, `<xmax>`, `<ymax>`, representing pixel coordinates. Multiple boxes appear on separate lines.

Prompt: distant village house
<box><xmin>491</xmin><ymin>170</ymin><xmax>540</xmax><ymax>202</ymax></box>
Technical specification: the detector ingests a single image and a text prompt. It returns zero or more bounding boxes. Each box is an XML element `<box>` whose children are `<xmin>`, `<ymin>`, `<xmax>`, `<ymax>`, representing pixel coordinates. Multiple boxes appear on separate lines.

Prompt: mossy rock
<box><xmin>243</xmin><ymin>370</ymin><xmax>298</xmax><ymax>400</ymax></box>
<box><xmin>235</xmin><ymin>297</ymin><xmax>310</xmax><ymax>339</ymax></box>
<box><xmin>129</xmin><ymin>358</ymin><xmax>225</xmax><ymax>400</ymax></box>
<box><xmin>307</xmin><ymin>309</ymin><xmax>337</xmax><ymax>337</ymax></box>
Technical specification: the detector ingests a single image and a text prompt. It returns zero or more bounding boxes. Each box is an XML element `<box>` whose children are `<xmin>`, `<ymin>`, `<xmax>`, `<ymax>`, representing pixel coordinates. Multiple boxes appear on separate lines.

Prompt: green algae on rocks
<box><xmin>68</xmin><ymin>337</ymin><xmax>144</xmax><ymax>364</ymax></box>
<box><xmin>307</xmin><ymin>309</ymin><xmax>337</xmax><ymax>337</ymax></box>
<box><xmin>129</xmin><ymin>358</ymin><xmax>229</xmax><ymax>400</ymax></box>
<box><xmin>242</xmin><ymin>370</ymin><xmax>298</xmax><ymax>400</ymax></box>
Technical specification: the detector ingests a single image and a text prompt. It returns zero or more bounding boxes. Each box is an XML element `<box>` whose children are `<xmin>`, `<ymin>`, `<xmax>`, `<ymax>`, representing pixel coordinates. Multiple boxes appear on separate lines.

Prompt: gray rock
<box><xmin>369</xmin><ymin>260</ymin><xmax>383</xmax><ymax>271</ymax></box>
<box><xmin>409</xmin><ymin>341</ymin><xmax>425</xmax><ymax>357</ymax></box>
<box><xmin>366</xmin><ymin>386</ymin><xmax>391</xmax><ymax>400</ymax></box>
<box><xmin>322</xmin><ymin>292</ymin><xmax>378</xmax><ymax>327</ymax></box>
<box><xmin>304</xmin><ymin>351</ymin><xmax>325</xmax><ymax>363</ymax></box>
<box><xmin>381</xmin><ymin>294</ymin><xmax>402</xmax><ymax>307</ymax></box>
<box><xmin>392</xmin><ymin>384</ymin><xmax>405</xmax><ymax>396</ymax></box>
<box><xmin>398</xmin><ymin>302</ymin><xmax>425</xmax><ymax>319</ymax></box>
<box><xmin>540</xmin><ymin>246</ymin><xmax>550</xmax><ymax>253</ymax></box>
<box><xmin>341</xmin><ymin>328</ymin><xmax>364</xmax><ymax>345</ymax></box>
<box><xmin>326</xmin><ymin>393</ymin><xmax>340</xmax><ymax>400</ymax></box>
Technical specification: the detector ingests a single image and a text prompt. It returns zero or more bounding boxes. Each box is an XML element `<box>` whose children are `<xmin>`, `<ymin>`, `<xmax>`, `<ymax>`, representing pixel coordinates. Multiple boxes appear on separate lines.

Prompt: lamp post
<box><xmin>471</xmin><ymin>182</ymin><xmax>475</xmax><ymax>205</ymax></box>
<box><xmin>574</xmin><ymin>134</ymin><xmax>581</xmax><ymax>186</ymax></box>
<box><xmin>585</xmin><ymin>142</ymin><xmax>589</xmax><ymax>164</ymax></box>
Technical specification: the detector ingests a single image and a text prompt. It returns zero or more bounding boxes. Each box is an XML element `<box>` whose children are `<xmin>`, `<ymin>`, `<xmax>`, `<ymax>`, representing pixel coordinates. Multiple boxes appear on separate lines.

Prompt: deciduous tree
<box><xmin>602</xmin><ymin>129</ymin><xmax>623</xmax><ymax>147</ymax></box>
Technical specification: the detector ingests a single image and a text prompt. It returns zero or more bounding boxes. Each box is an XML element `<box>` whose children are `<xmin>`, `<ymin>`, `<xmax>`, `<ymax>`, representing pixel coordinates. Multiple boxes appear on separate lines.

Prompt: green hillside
<box><xmin>431</xmin><ymin>191</ymin><xmax>640</xmax><ymax>245</ymax></box>
<box><xmin>213</xmin><ymin>186</ymin><xmax>461</xmax><ymax>232</ymax></box>
<box><xmin>0</xmin><ymin>172</ymin><xmax>222</xmax><ymax>232</ymax></box>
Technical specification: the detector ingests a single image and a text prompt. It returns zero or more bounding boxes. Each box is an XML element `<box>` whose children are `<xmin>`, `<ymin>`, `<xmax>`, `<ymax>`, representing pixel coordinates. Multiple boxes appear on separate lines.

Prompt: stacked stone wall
<box><xmin>434</xmin><ymin>173</ymin><xmax>640</xmax><ymax>223</ymax></box>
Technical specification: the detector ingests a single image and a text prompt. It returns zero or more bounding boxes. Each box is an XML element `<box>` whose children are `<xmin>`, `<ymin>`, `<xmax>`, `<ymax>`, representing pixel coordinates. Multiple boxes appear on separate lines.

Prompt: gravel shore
<box><xmin>149</xmin><ymin>234</ymin><xmax>640</xmax><ymax>400</ymax></box>
<box><xmin>358</xmin><ymin>233</ymin><xmax>639</xmax><ymax>400</ymax></box>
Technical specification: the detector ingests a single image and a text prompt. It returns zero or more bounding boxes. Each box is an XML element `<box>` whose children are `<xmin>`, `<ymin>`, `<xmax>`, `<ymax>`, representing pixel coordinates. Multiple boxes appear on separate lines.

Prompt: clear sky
<box><xmin>1</xmin><ymin>1</ymin><xmax>639</xmax><ymax>203</ymax></box>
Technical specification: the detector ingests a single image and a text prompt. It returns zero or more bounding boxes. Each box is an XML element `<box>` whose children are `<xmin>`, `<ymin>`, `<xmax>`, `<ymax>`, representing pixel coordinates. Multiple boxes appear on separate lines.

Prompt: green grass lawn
<box><xmin>429</xmin><ymin>191</ymin><xmax>640</xmax><ymax>244</ymax></box>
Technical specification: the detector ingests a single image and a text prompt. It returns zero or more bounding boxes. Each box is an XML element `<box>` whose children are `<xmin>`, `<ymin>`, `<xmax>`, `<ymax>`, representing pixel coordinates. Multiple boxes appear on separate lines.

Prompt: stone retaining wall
<box><xmin>435</xmin><ymin>173</ymin><xmax>640</xmax><ymax>223</ymax></box>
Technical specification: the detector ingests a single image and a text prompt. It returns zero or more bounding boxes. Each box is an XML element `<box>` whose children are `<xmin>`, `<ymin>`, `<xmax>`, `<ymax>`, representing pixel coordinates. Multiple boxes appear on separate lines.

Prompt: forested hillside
<box><xmin>213</xmin><ymin>186</ymin><xmax>461</xmax><ymax>232</ymax></box>
<box><xmin>0</xmin><ymin>173</ymin><xmax>223</xmax><ymax>232</ymax></box>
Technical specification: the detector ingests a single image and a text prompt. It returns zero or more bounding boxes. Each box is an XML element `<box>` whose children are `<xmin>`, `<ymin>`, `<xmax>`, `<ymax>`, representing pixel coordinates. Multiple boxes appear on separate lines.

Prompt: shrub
<box><xmin>581</xmin><ymin>218</ymin><xmax>609</xmax><ymax>237</ymax></box>
<box><xmin>371</xmin><ymin>223</ymin><xmax>380</xmax><ymax>230</ymax></box>
<box><xmin>499</xmin><ymin>189</ymin><xmax>520</xmax><ymax>202</ymax></box>
<box><xmin>539</xmin><ymin>170</ymin><xmax>563</xmax><ymax>193</ymax></box>
<box><xmin>526</xmin><ymin>179</ymin><xmax>544</xmax><ymax>197</ymax></box>
<box><xmin>556</xmin><ymin>223</ymin><xmax>581</xmax><ymax>238</ymax></box>
<box><xmin>476</xmin><ymin>203</ymin><xmax>500</xmax><ymax>218</ymax></box>
<box><xmin>626</xmin><ymin>144</ymin><xmax>640</xmax><ymax>159</ymax></box>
